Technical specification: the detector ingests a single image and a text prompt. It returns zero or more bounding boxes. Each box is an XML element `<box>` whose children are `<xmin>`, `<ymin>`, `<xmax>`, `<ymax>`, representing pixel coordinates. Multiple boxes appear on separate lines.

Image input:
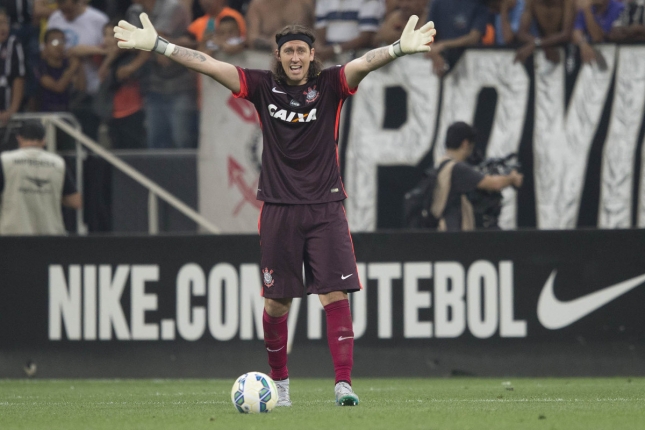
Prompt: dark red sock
<box><xmin>263</xmin><ymin>310</ymin><xmax>289</xmax><ymax>381</ymax></box>
<box><xmin>324</xmin><ymin>299</ymin><xmax>354</xmax><ymax>385</ymax></box>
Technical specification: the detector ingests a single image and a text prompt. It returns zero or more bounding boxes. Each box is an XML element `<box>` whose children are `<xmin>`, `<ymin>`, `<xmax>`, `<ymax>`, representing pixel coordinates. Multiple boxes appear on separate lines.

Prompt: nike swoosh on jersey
<box><xmin>272</xmin><ymin>87</ymin><xmax>287</xmax><ymax>94</ymax></box>
<box><xmin>338</xmin><ymin>336</ymin><xmax>354</xmax><ymax>341</ymax></box>
<box><xmin>341</xmin><ymin>274</ymin><xmax>353</xmax><ymax>280</ymax></box>
<box><xmin>537</xmin><ymin>270</ymin><xmax>645</xmax><ymax>329</ymax></box>
<box><xmin>266</xmin><ymin>346</ymin><xmax>285</xmax><ymax>352</ymax></box>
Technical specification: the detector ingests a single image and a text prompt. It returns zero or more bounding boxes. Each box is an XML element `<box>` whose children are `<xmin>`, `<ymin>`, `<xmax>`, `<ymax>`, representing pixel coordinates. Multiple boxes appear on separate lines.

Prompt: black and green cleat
<box><xmin>335</xmin><ymin>382</ymin><xmax>359</xmax><ymax>406</ymax></box>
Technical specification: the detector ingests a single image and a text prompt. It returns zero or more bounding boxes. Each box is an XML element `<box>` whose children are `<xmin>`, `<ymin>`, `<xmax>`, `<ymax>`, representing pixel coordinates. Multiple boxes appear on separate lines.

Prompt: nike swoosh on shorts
<box><xmin>341</xmin><ymin>274</ymin><xmax>353</xmax><ymax>280</ymax></box>
<box><xmin>537</xmin><ymin>270</ymin><xmax>645</xmax><ymax>329</ymax></box>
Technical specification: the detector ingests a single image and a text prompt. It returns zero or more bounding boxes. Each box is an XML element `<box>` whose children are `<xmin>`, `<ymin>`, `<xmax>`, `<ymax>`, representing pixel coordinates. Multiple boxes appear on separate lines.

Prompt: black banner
<box><xmin>1</xmin><ymin>231</ymin><xmax>644</xmax><ymax>377</ymax></box>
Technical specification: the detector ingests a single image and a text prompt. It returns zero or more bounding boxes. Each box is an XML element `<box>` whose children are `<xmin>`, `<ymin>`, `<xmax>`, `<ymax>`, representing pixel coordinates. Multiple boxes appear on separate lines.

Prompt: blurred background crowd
<box><xmin>0</xmin><ymin>0</ymin><xmax>643</xmax><ymax>151</ymax></box>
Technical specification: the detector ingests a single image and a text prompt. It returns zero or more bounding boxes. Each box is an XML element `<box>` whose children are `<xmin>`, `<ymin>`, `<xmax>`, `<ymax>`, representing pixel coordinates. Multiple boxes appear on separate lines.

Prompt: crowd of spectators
<box><xmin>1</xmin><ymin>0</ymin><xmax>644</xmax><ymax>150</ymax></box>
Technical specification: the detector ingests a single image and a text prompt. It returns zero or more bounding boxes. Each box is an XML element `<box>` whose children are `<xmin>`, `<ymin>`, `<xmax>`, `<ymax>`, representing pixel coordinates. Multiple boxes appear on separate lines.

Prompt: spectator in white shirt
<box><xmin>314</xmin><ymin>0</ymin><xmax>385</xmax><ymax>61</ymax></box>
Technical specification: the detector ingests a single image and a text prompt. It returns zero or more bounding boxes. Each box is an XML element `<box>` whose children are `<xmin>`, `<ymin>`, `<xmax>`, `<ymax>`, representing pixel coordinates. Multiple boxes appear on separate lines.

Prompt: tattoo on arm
<box><xmin>364</xmin><ymin>47</ymin><xmax>392</xmax><ymax>68</ymax></box>
<box><xmin>172</xmin><ymin>46</ymin><xmax>207</xmax><ymax>62</ymax></box>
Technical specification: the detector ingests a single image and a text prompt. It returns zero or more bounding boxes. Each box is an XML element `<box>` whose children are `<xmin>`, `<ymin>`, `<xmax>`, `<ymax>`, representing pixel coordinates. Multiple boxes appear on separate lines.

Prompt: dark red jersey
<box><xmin>233</xmin><ymin>65</ymin><xmax>356</xmax><ymax>204</ymax></box>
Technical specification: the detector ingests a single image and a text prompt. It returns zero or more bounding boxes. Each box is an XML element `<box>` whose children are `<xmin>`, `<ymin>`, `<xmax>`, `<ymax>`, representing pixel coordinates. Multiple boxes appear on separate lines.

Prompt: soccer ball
<box><xmin>231</xmin><ymin>372</ymin><xmax>278</xmax><ymax>413</ymax></box>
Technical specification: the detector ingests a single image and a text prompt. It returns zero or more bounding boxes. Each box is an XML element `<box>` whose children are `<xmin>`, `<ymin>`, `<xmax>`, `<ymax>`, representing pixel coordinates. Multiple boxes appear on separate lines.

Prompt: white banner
<box><xmin>345</xmin><ymin>55</ymin><xmax>441</xmax><ymax>231</ymax></box>
<box><xmin>198</xmin><ymin>51</ymin><xmax>270</xmax><ymax>233</ymax></box>
<box><xmin>198</xmin><ymin>46</ymin><xmax>645</xmax><ymax>232</ymax></box>
<box><xmin>599</xmin><ymin>46</ymin><xmax>645</xmax><ymax>228</ymax></box>
<box><xmin>533</xmin><ymin>45</ymin><xmax>616</xmax><ymax>229</ymax></box>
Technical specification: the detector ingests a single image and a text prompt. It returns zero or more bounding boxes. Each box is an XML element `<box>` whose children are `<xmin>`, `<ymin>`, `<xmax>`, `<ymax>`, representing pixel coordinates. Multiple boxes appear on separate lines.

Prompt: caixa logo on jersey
<box><xmin>267</xmin><ymin>104</ymin><xmax>317</xmax><ymax>123</ymax></box>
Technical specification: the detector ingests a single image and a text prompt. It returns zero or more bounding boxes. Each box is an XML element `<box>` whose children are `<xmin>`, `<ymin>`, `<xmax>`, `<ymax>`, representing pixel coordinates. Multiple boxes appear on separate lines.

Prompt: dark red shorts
<box><xmin>258</xmin><ymin>201</ymin><xmax>362</xmax><ymax>298</ymax></box>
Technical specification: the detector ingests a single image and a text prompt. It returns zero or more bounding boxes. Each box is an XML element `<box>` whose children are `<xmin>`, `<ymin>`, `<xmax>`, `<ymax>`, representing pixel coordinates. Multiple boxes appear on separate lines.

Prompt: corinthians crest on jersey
<box><xmin>303</xmin><ymin>85</ymin><xmax>319</xmax><ymax>103</ymax></box>
<box><xmin>263</xmin><ymin>268</ymin><xmax>275</xmax><ymax>288</ymax></box>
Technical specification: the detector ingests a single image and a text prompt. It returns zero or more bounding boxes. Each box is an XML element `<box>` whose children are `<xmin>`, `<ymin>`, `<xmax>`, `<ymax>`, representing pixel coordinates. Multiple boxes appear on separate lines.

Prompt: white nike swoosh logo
<box><xmin>341</xmin><ymin>274</ymin><xmax>353</xmax><ymax>280</ymax></box>
<box><xmin>272</xmin><ymin>87</ymin><xmax>287</xmax><ymax>94</ymax></box>
<box><xmin>266</xmin><ymin>346</ymin><xmax>285</xmax><ymax>352</ymax></box>
<box><xmin>338</xmin><ymin>336</ymin><xmax>354</xmax><ymax>341</ymax></box>
<box><xmin>537</xmin><ymin>270</ymin><xmax>645</xmax><ymax>329</ymax></box>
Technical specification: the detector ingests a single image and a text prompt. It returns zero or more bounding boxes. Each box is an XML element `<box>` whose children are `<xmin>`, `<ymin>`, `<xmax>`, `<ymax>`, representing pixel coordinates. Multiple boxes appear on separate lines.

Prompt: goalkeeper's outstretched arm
<box><xmin>344</xmin><ymin>15</ymin><xmax>436</xmax><ymax>89</ymax></box>
<box><xmin>114</xmin><ymin>13</ymin><xmax>240</xmax><ymax>93</ymax></box>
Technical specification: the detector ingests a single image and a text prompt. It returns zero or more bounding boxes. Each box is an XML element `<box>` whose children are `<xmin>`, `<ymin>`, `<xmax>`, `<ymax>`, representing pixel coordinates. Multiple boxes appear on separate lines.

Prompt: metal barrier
<box><xmin>4</xmin><ymin>113</ymin><xmax>221</xmax><ymax>234</ymax></box>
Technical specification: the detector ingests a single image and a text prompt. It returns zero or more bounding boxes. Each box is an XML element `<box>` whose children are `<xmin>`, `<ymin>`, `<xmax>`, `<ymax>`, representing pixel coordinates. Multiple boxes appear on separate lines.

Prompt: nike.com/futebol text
<box><xmin>48</xmin><ymin>261</ymin><xmax>527</xmax><ymax>341</ymax></box>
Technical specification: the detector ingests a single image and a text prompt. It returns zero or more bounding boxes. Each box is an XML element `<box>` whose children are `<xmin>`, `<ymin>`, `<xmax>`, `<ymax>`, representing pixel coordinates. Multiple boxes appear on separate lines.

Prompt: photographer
<box><xmin>436</xmin><ymin>122</ymin><xmax>523</xmax><ymax>231</ymax></box>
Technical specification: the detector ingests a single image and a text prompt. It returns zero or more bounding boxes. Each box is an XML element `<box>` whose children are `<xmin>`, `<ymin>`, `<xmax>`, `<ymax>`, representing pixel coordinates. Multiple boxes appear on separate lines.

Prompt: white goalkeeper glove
<box><xmin>389</xmin><ymin>15</ymin><xmax>436</xmax><ymax>58</ymax></box>
<box><xmin>114</xmin><ymin>13</ymin><xmax>175</xmax><ymax>57</ymax></box>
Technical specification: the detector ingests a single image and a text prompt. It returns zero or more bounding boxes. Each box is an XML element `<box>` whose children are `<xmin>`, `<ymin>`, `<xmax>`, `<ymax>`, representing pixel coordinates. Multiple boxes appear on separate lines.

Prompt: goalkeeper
<box><xmin>115</xmin><ymin>14</ymin><xmax>435</xmax><ymax>407</ymax></box>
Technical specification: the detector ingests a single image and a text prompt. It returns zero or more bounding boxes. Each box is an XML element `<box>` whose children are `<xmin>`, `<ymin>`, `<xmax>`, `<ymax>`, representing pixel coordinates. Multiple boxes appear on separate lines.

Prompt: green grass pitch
<box><xmin>1</xmin><ymin>378</ymin><xmax>643</xmax><ymax>430</ymax></box>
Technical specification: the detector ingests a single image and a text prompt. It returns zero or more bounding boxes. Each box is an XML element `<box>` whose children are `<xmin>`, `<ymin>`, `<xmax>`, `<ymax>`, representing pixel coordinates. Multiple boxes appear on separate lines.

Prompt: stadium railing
<box><xmin>5</xmin><ymin>113</ymin><xmax>221</xmax><ymax>235</ymax></box>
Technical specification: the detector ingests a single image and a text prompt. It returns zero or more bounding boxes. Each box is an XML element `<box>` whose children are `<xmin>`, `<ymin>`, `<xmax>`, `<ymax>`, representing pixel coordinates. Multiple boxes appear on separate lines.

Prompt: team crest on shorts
<box><xmin>263</xmin><ymin>268</ymin><xmax>275</xmax><ymax>288</ymax></box>
<box><xmin>303</xmin><ymin>86</ymin><xmax>319</xmax><ymax>103</ymax></box>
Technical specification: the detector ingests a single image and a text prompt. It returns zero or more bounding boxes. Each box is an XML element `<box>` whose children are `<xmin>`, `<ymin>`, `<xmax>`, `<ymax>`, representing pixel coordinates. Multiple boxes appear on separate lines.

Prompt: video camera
<box><xmin>467</xmin><ymin>152</ymin><xmax>521</xmax><ymax>230</ymax></box>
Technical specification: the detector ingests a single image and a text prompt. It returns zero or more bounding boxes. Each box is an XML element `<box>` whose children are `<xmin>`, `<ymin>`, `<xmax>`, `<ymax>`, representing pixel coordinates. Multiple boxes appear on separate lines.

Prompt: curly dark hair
<box><xmin>272</xmin><ymin>24</ymin><xmax>323</xmax><ymax>84</ymax></box>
